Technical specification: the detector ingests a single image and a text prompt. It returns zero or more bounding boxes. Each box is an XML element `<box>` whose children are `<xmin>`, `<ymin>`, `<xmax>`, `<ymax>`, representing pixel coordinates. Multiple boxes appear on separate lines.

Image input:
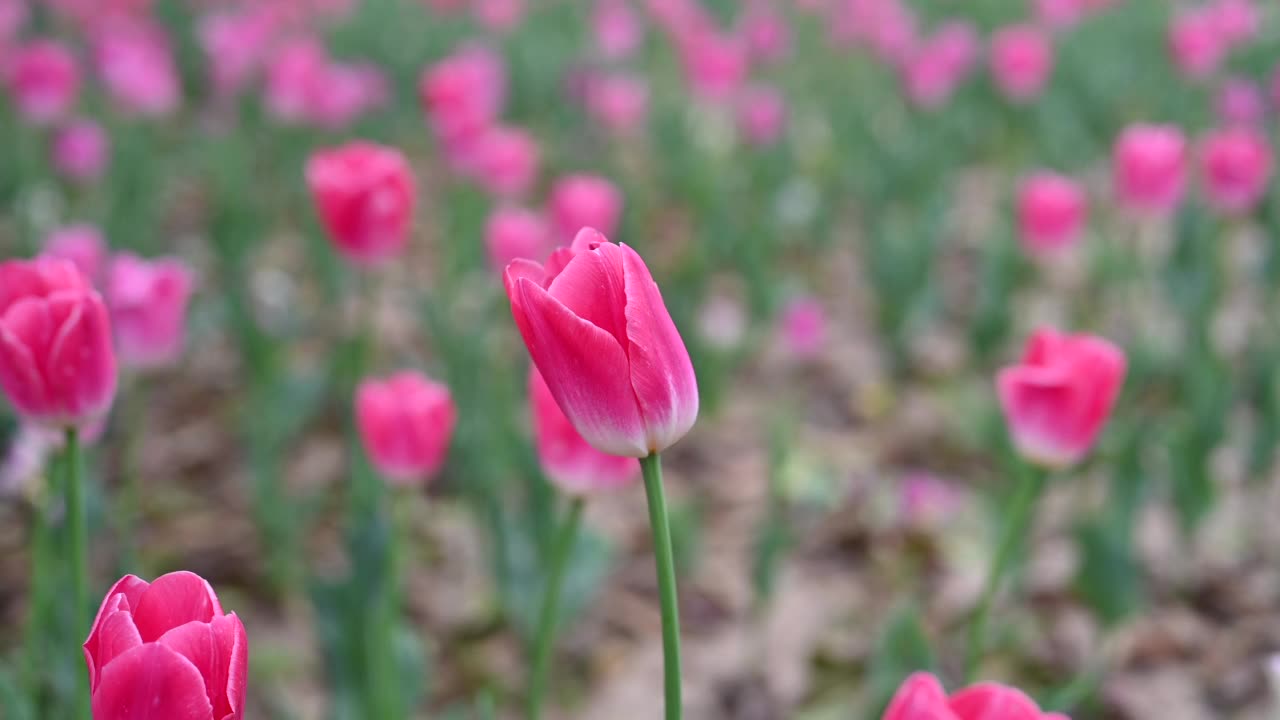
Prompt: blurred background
<box><xmin>2</xmin><ymin>0</ymin><xmax>1280</xmax><ymax>718</ymax></box>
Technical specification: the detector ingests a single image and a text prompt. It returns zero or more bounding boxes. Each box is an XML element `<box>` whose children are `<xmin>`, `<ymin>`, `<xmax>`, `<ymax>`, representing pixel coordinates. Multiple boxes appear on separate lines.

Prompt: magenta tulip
<box><xmin>356</xmin><ymin>371</ymin><xmax>457</xmax><ymax>484</ymax></box>
<box><xmin>52</xmin><ymin>118</ymin><xmax>109</xmax><ymax>183</ymax></box>
<box><xmin>1016</xmin><ymin>172</ymin><xmax>1087</xmax><ymax>256</ymax></box>
<box><xmin>504</xmin><ymin>228</ymin><xmax>698</xmax><ymax>457</ymax></box>
<box><xmin>530</xmin><ymin>367</ymin><xmax>639</xmax><ymax>494</ymax></box>
<box><xmin>419</xmin><ymin>44</ymin><xmax>506</xmax><ymax>144</ymax></box>
<box><xmin>1199</xmin><ymin>127</ymin><xmax>1272</xmax><ymax>213</ymax></box>
<box><xmin>740</xmin><ymin>1</ymin><xmax>790</xmax><ymax>64</ymax></box>
<box><xmin>989</xmin><ymin>24</ymin><xmax>1053</xmax><ymax>102</ymax></box>
<box><xmin>472</xmin><ymin>125</ymin><xmax>541</xmax><ymax>198</ymax></box>
<box><xmin>43</xmin><ymin>224</ymin><xmax>107</xmax><ymax>283</ymax></box>
<box><xmin>1215</xmin><ymin>77</ymin><xmax>1265</xmax><ymax>127</ymax></box>
<box><xmin>1168</xmin><ymin>8</ymin><xmax>1224</xmax><ymax>81</ymax></box>
<box><xmin>6</xmin><ymin>39</ymin><xmax>79</xmax><ymax>124</ymax></box>
<box><xmin>1112</xmin><ymin>124</ymin><xmax>1188</xmax><ymax>215</ymax></box>
<box><xmin>778</xmin><ymin>296</ymin><xmax>827</xmax><ymax>359</ymax></box>
<box><xmin>883</xmin><ymin>672</ymin><xmax>953</xmax><ymax>720</ymax></box>
<box><xmin>883</xmin><ymin>673</ymin><xmax>1062</xmax><ymax>720</ymax></box>
<box><xmin>306</xmin><ymin>141</ymin><xmax>417</xmax><ymax>266</ymax></box>
<box><xmin>93</xmin><ymin>21</ymin><xmax>181</xmax><ymax>117</ymax></box>
<box><xmin>997</xmin><ymin>327</ymin><xmax>1126</xmax><ymax>469</ymax></box>
<box><xmin>586</xmin><ymin>73</ymin><xmax>650</xmax><ymax>136</ymax></box>
<box><xmin>263</xmin><ymin>37</ymin><xmax>326</xmax><ymax>124</ymax></box>
<box><xmin>485</xmin><ymin>206</ymin><xmax>550</xmax><ymax>274</ymax></box>
<box><xmin>84</xmin><ymin>572</ymin><xmax>248</xmax><ymax>720</ymax></box>
<box><xmin>549</xmin><ymin>174</ymin><xmax>623</xmax><ymax>241</ymax></box>
<box><xmin>0</xmin><ymin>258</ymin><xmax>116</xmax><ymax>427</ymax></box>
<box><xmin>1213</xmin><ymin>0</ymin><xmax>1258</xmax><ymax>47</ymax></box>
<box><xmin>107</xmin><ymin>253</ymin><xmax>197</xmax><ymax>369</ymax></box>
<box><xmin>678</xmin><ymin>30</ymin><xmax>749</xmax><ymax>103</ymax></box>
<box><xmin>593</xmin><ymin>0</ymin><xmax>643</xmax><ymax>59</ymax></box>
<box><xmin>736</xmin><ymin>84</ymin><xmax>788</xmax><ymax>147</ymax></box>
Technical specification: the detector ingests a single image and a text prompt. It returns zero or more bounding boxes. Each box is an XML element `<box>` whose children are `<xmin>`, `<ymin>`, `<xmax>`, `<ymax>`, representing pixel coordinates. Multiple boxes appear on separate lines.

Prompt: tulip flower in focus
<box><xmin>51</xmin><ymin>118</ymin><xmax>109</xmax><ymax>183</ymax></box>
<box><xmin>997</xmin><ymin>327</ymin><xmax>1126</xmax><ymax>469</ymax></box>
<box><xmin>1168</xmin><ymin>8</ymin><xmax>1224</xmax><ymax>81</ymax></box>
<box><xmin>882</xmin><ymin>672</ymin><xmax>1065</xmax><ymax>720</ymax></box>
<box><xmin>0</xmin><ymin>258</ymin><xmax>116</xmax><ymax>428</ymax></box>
<box><xmin>778</xmin><ymin>296</ymin><xmax>827</xmax><ymax>360</ymax></box>
<box><xmin>356</xmin><ymin>371</ymin><xmax>457</xmax><ymax>484</ymax></box>
<box><xmin>1198</xmin><ymin>127</ymin><xmax>1272</xmax><ymax>214</ymax></box>
<box><xmin>485</xmin><ymin>206</ymin><xmax>550</xmax><ymax>274</ymax></box>
<box><xmin>306</xmin><ymin>141</ymin><xmax>417</xmax><ymax>266</ymax></box>
<box><xmin>504</xmin><ymin>228</ymin><xmax>698</xmax><ymax>456</ymax></box>
<box><xmin>84</xmin><ymin>572</ymin><xmax>248</xmax><ymax>720</ymax></box>
<box><xmin>989</xmin><ymin>24</ymin><xmax>1053</xmax><ymax>102</ymax></box>
<box><xmin>530</xmin><ymin>367</ymin><xmax>639</xmax><ymax>494</ymax></box>
<box><xmin>1017</xmin><ymin>172</ymin><xmax>1087</xmax><ymax>256</ymax></box>
<box><xmin>6</xmin><ymin>39</ymin><xmax>80</xmax><ymax>124</ymax></box>
<box><xmin>1112</xmin><ymin>123</ymin><xmax>1188</xmax><ymax>215</ymax></box>
<box><xmin>43</xmin><ymin>224</ymin><xmax>107</xmax><ymax>282</ymax></box>
<box><xmin>107</xmin><ymin>253</ymin><xmax>197</xmax><ymax>369</ymax></box>
<box><xmin>736</xmin><ymin>84</ymin><xmax>788</xmax><ymax>147</ymax></box>
<box><xmin>549</xmin><ymin>174</ymin><xmax>624</xmax><ymax>241</ymax></box>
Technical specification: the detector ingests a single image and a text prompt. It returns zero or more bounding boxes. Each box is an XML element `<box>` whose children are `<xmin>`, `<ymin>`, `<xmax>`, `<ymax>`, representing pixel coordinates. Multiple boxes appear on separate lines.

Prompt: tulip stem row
<box><xmin>964</xmin><ymin>461</ymin><xmax>1048</xmax><ymax>680</ymax></box>
<box><xmin>65</xmin><ymin>427</ymin><xmax>90</xmax><ymax>720</ymax></box>
<box><xmin>641</xmin><ymin>452</ymin><xmax>684</xmax><ymax>720</ymax></box>
<box><xmin>527</xmin><ymin>496</ymin><xmax>585</xmax><ymax>720</ymax></box>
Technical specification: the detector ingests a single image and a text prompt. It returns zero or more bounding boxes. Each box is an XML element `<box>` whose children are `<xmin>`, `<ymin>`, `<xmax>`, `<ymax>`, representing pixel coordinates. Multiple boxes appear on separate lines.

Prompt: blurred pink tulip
<box><xmin>93</xmin><ymin>21</ymin><xmax>181</xmax><ymax>117</ymax></box>
<box><xmin>51</xmin><ymin>118</ymin><xmax>109</xmax><ymax>183</ymax></box>
<box><xmin>472</xmin><ymin>125</ymin><xmax>541</xmax><ymax>198</ymax></box>
<box><xmin>264</xmin><ymin>37</ymin><xmax>326</xmax><ymax>123</ymax></box>
<box><xmin>5</xmin><ymin>40</ymin><xmax>79</xmax><ymax>124</ymax></box>
<box><xmin>901</xmin><ymin>22</ymin><xmax>978</xmax><ymax>110</ymax></box>
<box><xmin>419</xmin><ymin>44</ymin><xmax>506</xmax><ymax>145</ymax></box>
<box><xmin>356</xmin><ymin>371</ymin><xmax>457</xmax><ymax>484</ymax></box>
<box><xmin>549</xmin><ymin>174</ymin><xmax>624</xmax><ymax>241</ymax></box>
<box><xmin>679</xmin><ymin>30</ymin><xmax>749</xmax><ymax>103</ymax></box>
<box><xmin>107</xmin><ymin>253</ymin><xmax>197</xmax><ymax>369</ymax></box>
<box><xmin>587</xmin><ymin>73</ymin><xmax>650</xmax><ymax>136</ymax></box>
<box><xmin>1112</xmin><ymin>123</ymin><xmax>1188</xmax><ymax>215</ymax></box>
<box><xmin>883</xmin><ymin>672</ymin><xmax>1062</xmax><ymax>720</ymax></box>
<box><xmin>1034</xmin><ymin>0</ymin><xmax>1087</xmax><ymax>29</ymax></box>
<box><xmin>0</xmin><ymin>258</ymin><xmax>116</xmax><ymax>428</ymax></box>
<box><xmin>474</xmin><ymin>0</ymin><xmax>525</xmax><ymax>34</ymax></box>
<box><xmin>740</xmin><ymin>1</ymin><xmax>791</xmax><ymax>64</ymax></box>
<box><xmin>778</xmin><ymin>296</ymin><xmax>827</xmax><ymax>359</ymax></box>
<box><xmin>530</xmin><ymin>367</ymin><xmax>639</xmax><ymax>494</ymax></box>
<box><xmin>1016</xmin><ymin>172</ymin><xmax>1087</xmax><ymax>256</ymax></box>
<box><xmin>593</xmin><ymin>0</ymin><xmax>644</xmax><ymax>59</ymax></box>
<box><xmin>883</xmin><ymin>672</ymin><xmax>953</xmax><ymax>720</ymax></box>
<box><xmin>1168</xmin><ymin>8</ymin><xmax>1224</xmax><ymax>81</ymax></box>
<box><xmin>306</xmin><ymin>141</ymin><xmax>418</xmax><ymax>266</ymax></box>
<box><xmin>198</xmin><ymin>9</ymin><xmax>279</xmax><ymax>98</ymax></box>
<box><xmin>504</xmin><ymin>228</ymin><xmax>698</xmax><ymax>456</ymax></box>
<box><xmin>832</xmin><ymin>0</ymin><xmax>917</xmax><ymax>64</ymax></box>
<box><xmin>486</xmin><ymin>206</ymin><xmax>550</xmax><ymax>273</ymax></box>
<box><xmin>310</xmin><ymin>61</ymin><xmax>388</xmax><ymax>130</ymax></box>
<box><xmin>1199</xmin><ymin>127</ymin><xmax>1272</xmax><ymax>213</ymax></box>
<box><xmin>44</xmin><ymin>224</ymin><xmax>107</xmax><ymax>282</ymax></box>
<box><xmin>0</xmin><ymin>0</ymin><xmax>26</xmax><ymax>51</ymax></box>
<box><xmin>997</xmin><ymin>327</ymin><xmax>1126</xmax><ymax>469</ymax></box>
<box><xmin>1213</xmin><ymin>0</ymin><xmax>1258</xmax><ymax>47</ymax></box>
<box><xmin>990</xmin><ymin>24</ymin><xmax>1053</xmax><ymax>102</ymax></box>
<box><xmin>84</xmin><ymin>572</ymin><xmax>248</xmax><ymax>720</ymax></box>
<box><xmin>1215</xmin><ymin>77</ymin><xmax>1265</xmax><ymax>126</ymax></box>
<box><xmin>736</xmin><ymin>84</ymin><xmax>788</xmax><ymax>147</ymax></box>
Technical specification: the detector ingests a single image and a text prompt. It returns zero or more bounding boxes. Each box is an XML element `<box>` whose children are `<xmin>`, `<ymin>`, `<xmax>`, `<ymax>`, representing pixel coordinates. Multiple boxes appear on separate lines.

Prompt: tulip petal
<box><xmin>883</xmin><ymin>673</ymin><xmax>959</xmax><ymax>720</ymax></box>
<box><xmin>87</xmin><ymin>611</ymin><xmax>143</xmax><ymax>693</ymax></box>
<box><xmin>132</xmin><ymin>572</ymin><xmax>224</xmax><ymax>642</ymax></box>
<box><xmin>46</xmin><ymin>291</ymin><xmax>116</xmax><ymax>419</ymax></box>
<box><xmin>222</xmin><ymin>614</ymin><xmax>249</xmax><ymax>720</ymax></box>
<box><xmin>546</xmin><ymin>241</ymin><xmax>630</xmax><ymax>346</ymax></box>
<box><xmin>620</xmin><ymin>244</ymin><xmax>698</xmax><ymax>453</ymax></box>
<box><xmin>91</xmin><ymin>643</ymin><xmax>214</xmax><ymax>720</ymax></box>
<box><xmin>948</xmin><ymin>683</ymin><xmax>1043</xmax><ymax>720</ymax></box>
<box><xmin>0</xmin><ymin>299</ymin><xmax>53</xmax><ymax>418</ymax></box>
<box><xmin>514</xmin><ymin>277</ymin><xmax>647</xmax><ymax>456</ymax></box>
<box><xmin>158</xmin><ymin>615</ymin><xmax>243</xmax><ymax>720</ymax></box>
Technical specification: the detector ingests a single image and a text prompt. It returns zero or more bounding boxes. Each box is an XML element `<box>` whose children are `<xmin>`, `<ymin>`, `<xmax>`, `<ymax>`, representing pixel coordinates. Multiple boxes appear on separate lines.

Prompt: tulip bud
<box><xmin>6</xmin><ymin>39</ymin><xmax>80</xmax><ymax>124</ymax></box>
<box><xmin>1168</xmin><ymin>8</ymin><xmax>1224</xmax><ymax>81</ymax></box>
<box><xmin>52</xmin><ymin>118</ymin><xmax>109</xmax><ymax>183</ymax></box>
<box><xmin>356</xmin><ymin>371</ymin><xmax>457</xmax><ymax>484</ymax></box>
<box><xmin>107</xmin><ymin>253</ymin><xmax>197</xmax><ymax>369</ymax></box>
<box><xmin>1112</xmin><ymin>123</ymin><xmax>1188</xmax><ymax>216</ymax></box>
<box><xmin>306</xmin><ymin>141</ymin><xmax>417</xmax><ymax>266</ymax></box>
<box><xmin>472</xmin><ymin>125</ymin><xmax>541</xmax><ymax>198</ymax></box>
<box><xmin>990</xmin><ymin>24</ymin><xmax>1053</xmax><ymax>102</ymax></box>
<box><xmin>1016</xmin><ymin>172</ymin><xmax>1087</xmax><ymax>256</ymax></box>
<box><xmin>485</xmin><ymin>206</ymin><xmax>550</xmax><ymax>274</ymax></box>
<box><xmin>1199</xmin><ymin>127</ymin><xmax>1272</xmax><ymax>214</ymax></box>
<box><xmin>548</xmin><ymin>174</ymin><xmax>624</xmax><ymax>241</ymax></box>
<box><xmin>736</xmin><ymin>84</ymin><xmax>788</xmax><ymax>147</ymax></box>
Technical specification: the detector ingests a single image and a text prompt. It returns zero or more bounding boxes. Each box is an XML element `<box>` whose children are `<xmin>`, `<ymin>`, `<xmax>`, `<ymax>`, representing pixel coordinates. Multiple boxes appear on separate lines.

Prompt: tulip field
<box><xmin>4</xmin><ymin>0</ymin><xmax>1280</xmax><ymax>718</ymax></box>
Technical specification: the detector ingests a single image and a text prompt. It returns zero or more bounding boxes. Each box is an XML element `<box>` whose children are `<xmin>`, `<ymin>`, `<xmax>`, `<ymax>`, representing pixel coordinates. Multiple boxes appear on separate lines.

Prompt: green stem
<box><xmin>65</xmin><ymin>428</ymin><xmax>89</xmax><ymax>719</ymax></box>
<box><xmin>641</xmin><ymin>453</ymin><xmax>683</xmax><ymax>720</ymax></box>
<box><xmin>368</xmin><ymin>483</ymin><xmax>403</xmax><ymax>719</ymax></box>
<box><xmin>527</xmin><ymin>497</ymin><xmax>585</xmax><ymax>720</ymax></box>
<box><xmin>24</xmin><ymin>445</ymin><xmax>59</xmax><ymax>705</ymax></box>
<box><xmin>964</xmin><ymin>461</ymin><xmax>1048</xmax><ymax>680</ymax></box>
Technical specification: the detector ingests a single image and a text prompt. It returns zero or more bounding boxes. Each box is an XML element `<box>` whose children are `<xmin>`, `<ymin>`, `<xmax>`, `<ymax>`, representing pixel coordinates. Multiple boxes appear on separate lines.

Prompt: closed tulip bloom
<box><xmin>1216</xmin><ymin>77</ymin><xmax>1265</xmax><ymax>127</ymax></box>
<box><xmin>549</xmin><ymin>174</ymin><xmax>623</xmax><ymax>241</ymax></box>
<box><xmin>1112</xmin><ymin>124</ymin><xmax>1188</xmax><ymax>215</ymax></box>
<box><xmin>990</xmin><ymin>24</ymin><xmax>1053</xmax><ymax>102</ymax></box>
<box><xmin>356</xmin><ymin>371</ymin><xmax>457</xmax><ymax>484</ymax></box>
<box><xmin>1017</xmin><ymin>172</ymin><xmax>1087</xmax><ymax>255</ymax></box>
<box><xmin>0</xmin><ymin>258</ymin><xmax>116</xmax><ymax>427</ymax></box>
<box><xmin>679</xmin><ymin>30</ymin><xmax>749</xmax><ymax>103</ymax></box>
<box><xmin>472</xmin><ymin>125</ymin><xmax>541</xmax><ymax>198</ymax></box>
<box><xmin>306</xmin><ymin>141</ymin><xmax>417</xmax><ymax>265</ymax></box>
<box><xmin>84</xmin><ymin>572</ymin><xmax>248</xmax><ymax>720</ymax></box>
<box><xmin>530</xmin><ymin>368</ymin><xmax>639</xmax><ymax>493</ymax></box>
<box><xmin>198</xmin><ymin>8</ymin><xmax>279</xmax><ymax>98</ymax></box>
<box><xmin>93</xmin><ymin>22</ymin><xmax>181</xmax><ymax>117</ymax></box>
<box><xmin>593</xmin><ymin>0</ymin><xmax>643</xmax><ymax>59</ymax></box>
<box><xmin>44</xmin><ymin>224</ymin><xmax>107</xmax><ymax>283</ymax></box>
<box><xmin>486</xmin><ymin>206</ymin><xmax>550</xmax><ymax>274</ymax></box>
<box><xmin>6</xmin><ymin>40</ymin><xmax>79</xmax><ymax>124</ymax></box>
<box><xmin>1199</xmin><ymin>127</ymin><xmax>1272</xmax><ymax>213</ymax></box>
<box><xmin>736</xmin><ymin>84</ymin><xmax>788</xmax><ymax>147</ymax></box>
<box><xmin>1168</xmin><ymin>8</ymin><xmax>1224</xmax><ymax>81</ymax></box>
<box><xmin>504</xmin><ymin>228</ymin><xmax>698</xmax><ymax>457</ymax></box>
<box><xmin>901</xmin><ymin>22</ymin><xmax>978</xmax><ymax>110</ymax></box>
<box><xmin>586</xmin><ymin>73</ymin><xmax>649</xmax><ymax>136</ymax></box>
<box><xmin>107</xmin><ymin>253</ymin><xmax>197</xmax><ymax>369</ymax></box>
<box><xmin>997</xmin><ymin>327</ymin><xmax>1125</xmax><ymax>469</ymax></box>
<box><xmin>740</xmin><ymin>1</ymin><xmax>790</xmax><ymax>64</ymax></box>
<box><xmin>52</xmin><ymin>118</ymin><xmax>109</xmax><ymax>183</ymax></box>
<box><xmin>1213</xmin><ymin>0</ymin><xmax>1258</xmax><ymax>47</ymax></box>
<box><xmin>263</xmin><ymin>37</ymin><xmax>326</xmax><ymax>123</ymax></box>
<box><xmin>419</xmin><ymin>44</ymin><xmax>506</xmax><ymax>142</ymax></box>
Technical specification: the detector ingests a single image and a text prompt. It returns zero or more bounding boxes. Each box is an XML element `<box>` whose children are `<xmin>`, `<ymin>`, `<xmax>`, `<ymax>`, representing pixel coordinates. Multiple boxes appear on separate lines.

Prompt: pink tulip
<box><xmin>990</xmin><ymin>25</ymin><xmax>1053</xmax><ymax>102</ymax></box>
<box><xmin>486</xmin><ymin>206</ymin><xmax>550</xmax><ymax>273</ymax></box>
<box><xmin>883</xmin><ymin>672</ymin><xmax>954</xmax><ymax>720</ymax></box>
<box><xmin>593</xmin><ymin>0</ymin><xmax>644</xmax><ymax>60</ymax></box>
<box><xmin>549</xmin><ymin>174</ymin><xmax>624</xmax><ymax>241</ymax></box>
<box><xmin>901</xmin><ymin>22</ymin><xmax>978</xmax><ymax>110</ymax></box>
<box><xmin>740</xmin><ymin>1</ymin><xmax>790</xmax><ymax>64</ymax></box>
<box><xmin>51</xmin><ymin>118</ymin><xmax>109</xmax><ymax>183</ymax></box>
<box><xmin>93</xmin><ymin>21</ymin><xmax>181</xmax><ymax>117</ymax></box>
<box><xmin>736</xmin><ymin>84</ymin><xmax>788</xmax><ymax>147</ymax></box>
<box><xmin>356</xmin><ymin>371</ymin><xmax>457</xmax><ymax>484</ymax></box>
<box><xmin>263</xmin><ymin>37</ymin><xmax>326</xmax><ymax>123</ymax></box>
<box><xmin>997</xmin><ymin>327</ymin><xmax>1126</xmax><ymax>468</ymax></box>
<box><xmin>1017</xmin><ymin>172</ymin><xmax>1087</xmax><ymax>256</ymax></box>
<box><xmin>5</xmin><ymin>40</ymin><xmax>79</xmax><ymax>124</ymax></box>
<box><xmin>306</xmin><ymin>141</ymin><xmax>417</xmax><ymax>266</ymax></box>
<box><xmin>1034</xmin><ymin>0</ymin><xmax>1087</xmax><ymax>29</ymax></box>
<box><xmin>586</xmin><ymin>73</ymin><xmax>649</xmax><ymax>136</ymax></box>
<box><xmin>1112</xmin><ymin>124</ymin><xmax>1188</xmax><ymax>215</ymax></box>
<box><xmin>1213</xmin><ymin>0</ymin><xmax>1258</xmax><ymax>47</ymax></box>
<box><xmin>899</xmin><ymin>473</ymin><xmax>960</xmax><ymax>529</ymax></box>
<box><xmin>472</xmin><ymin>125</ymin><xmax>541</xmax><ymax>198</ymax></box>
<box><xmin>530</xmin><ymin>367</ymin><xmax>639</xmax><ymax>493</ymax></box>
<box><xmin>504</xmin><ymin>228</ymin><xmax>698</xmax><ymax>456</ymax></box>
<box><xmin>1169</xmin><ymin>8</ymin><xmax>1224</xmax><ymax>81</ymax></box>
<box><xmin>107</xmin><ymin>253</ymin><xmax>196</xmax><ymax>369</ymax></box>
<box><xmin>419</xmin><ymin>44</ymin><xmax>506</xmax><ymax>145</ymax></box>
<box><xmin>883</xmin><ymin>672</ymin><xmax>1061</xmax><ymax>720</ymax></box>
<box><xmin>0</xmin><ymin>0</ymin><xmax>27</xmax><ymax>56</ymax></box>
<box><xmin>831</xmin><ymin>0</ymin><xmax>917</xmax><ymax>65</ymax></box>
<box><xmin>0</xmin><ymin>258</ymin><xmax>116</xmax><ymax>427</ymax></box>
<box><xmin>679</xmin><ymin>30</ymin><xmax>749</xmax><ymax>103</ymax></box>
<box><xmin>474</xmin><ymin>0</ymin><xmax>525</xmax><ymax>34</ymax></box>
<box><xmin>84</xmin><ymin>572</ymin><xmax>248</xmax><ymax>720</ymax></box>
<box><xmin>309</xmin><ymin>61</ymin><xmax>388</xmax><ymax>130</ymax></box>
<box><xmin>44</xmin><ymin>224</ymin><xmax>107</xmax><ymax>282</ymax></box>
<box><xmin>1199</xmin><ymin>127</ymin><xmax>1272</xmax><ymax>213</ymax></box>
<box><xmin>198</xmin><ymin>9</ymin><xmax>279</xmax><ymax>98</ymax></box>
<box><xmin>1215</xmin><ymin>77</ymin><xmax>1265</xmax><ymax>127</ymax></box>
<box><xmin>778</xmin><ymin>296</ymin><xmax>826</xmax><ymax>359</ymax></box>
